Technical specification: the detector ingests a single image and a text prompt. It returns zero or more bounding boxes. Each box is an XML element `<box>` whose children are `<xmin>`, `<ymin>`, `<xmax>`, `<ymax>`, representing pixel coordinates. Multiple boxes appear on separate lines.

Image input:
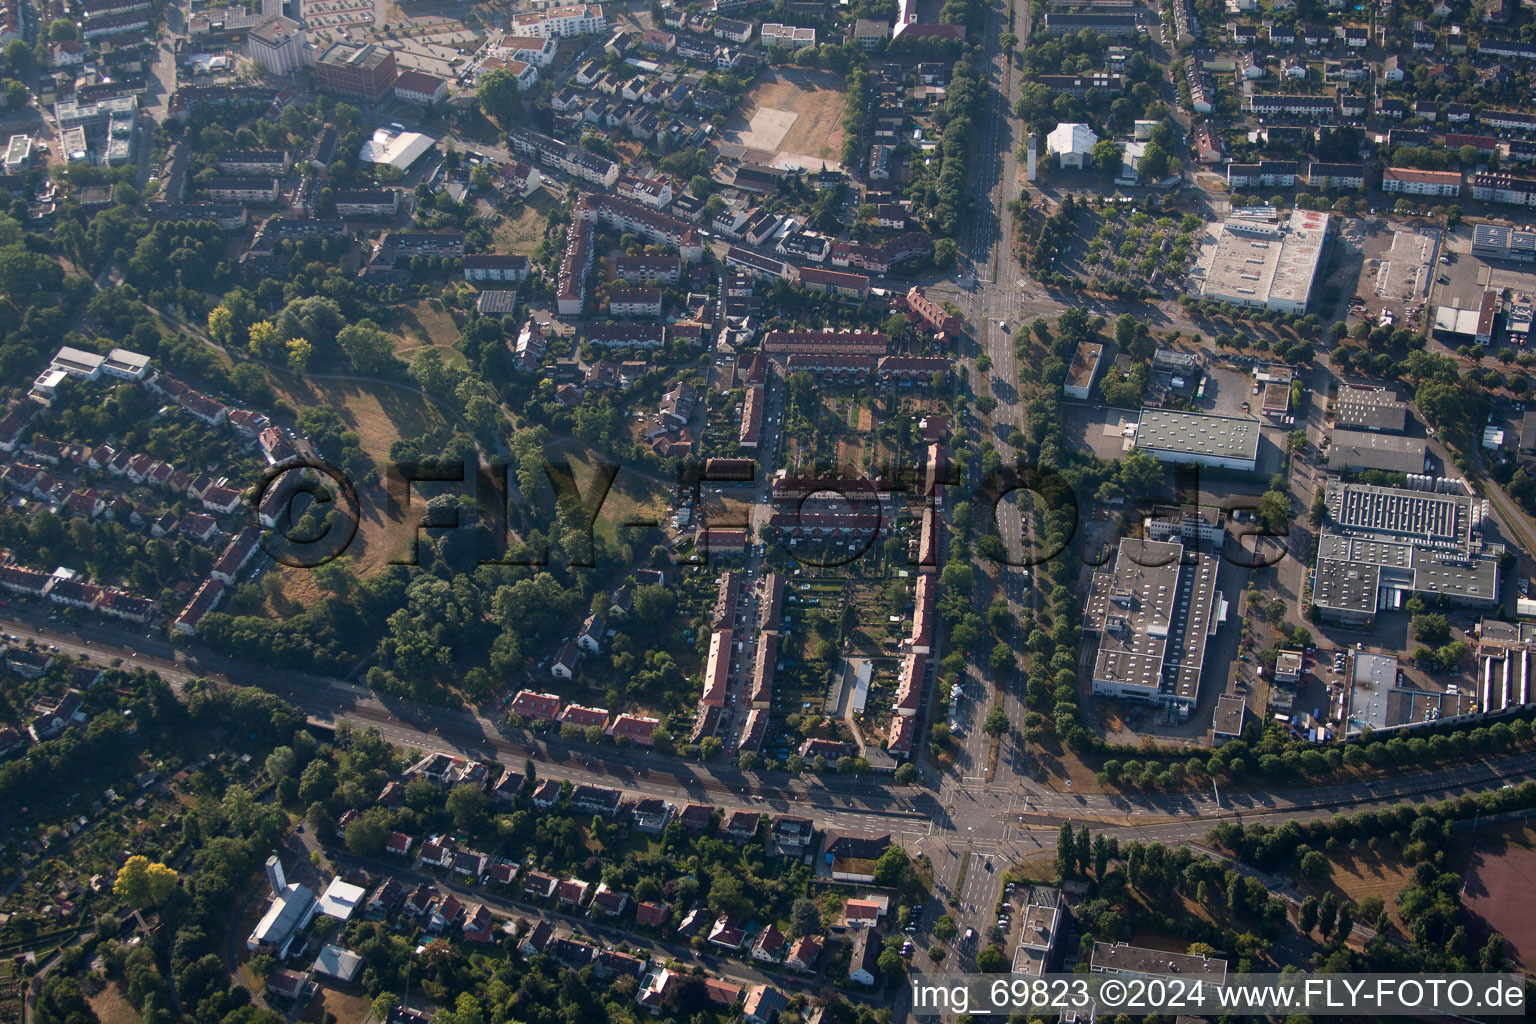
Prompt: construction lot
<box><xmin>726</xmin><ymin>67</ymin><xmax>848</xmax><ymax>172</ymax></box>
<box><xmin>1361</xmin><ymin>223</ymin><xmax>1440</xmax><ymax>323</ymax></box>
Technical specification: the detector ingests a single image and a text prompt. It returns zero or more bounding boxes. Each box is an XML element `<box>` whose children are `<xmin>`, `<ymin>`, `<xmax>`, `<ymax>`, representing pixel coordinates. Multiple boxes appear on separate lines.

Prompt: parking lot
<box><xmin>1190</xmin><ymin>365</ymin><xmax>1259</xmax><ymax>418</ymax></box>
<box><xmin>1434</xmin><ymin>228</ymin><xmax>1536</xmax><ymax>308</ymax></box>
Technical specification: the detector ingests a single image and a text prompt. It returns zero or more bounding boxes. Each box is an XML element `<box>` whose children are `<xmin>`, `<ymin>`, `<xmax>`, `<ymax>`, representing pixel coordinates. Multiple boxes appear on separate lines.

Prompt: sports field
<box><xmin>1462</xmin><ymin>830</ymin><xmax>1536</xmax><ymax>969</ymax></box>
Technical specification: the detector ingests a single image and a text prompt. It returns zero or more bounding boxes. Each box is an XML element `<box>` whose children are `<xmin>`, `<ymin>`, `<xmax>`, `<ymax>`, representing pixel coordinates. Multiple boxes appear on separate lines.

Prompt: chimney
<box><xmin>265</xmin><ymin>855</ymin><xmax>285</xmax><ymax>892</ymax></box>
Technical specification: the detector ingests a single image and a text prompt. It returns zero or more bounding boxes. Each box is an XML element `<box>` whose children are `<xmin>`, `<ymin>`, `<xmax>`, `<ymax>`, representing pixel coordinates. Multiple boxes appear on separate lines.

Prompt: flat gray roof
<box><xmin>1135</xmin><ymin>408</ymin><xmax>1261</xmax><ymax>462</ymax></box>
<box><xmin>1091</xmin><ymin>942</ymin><xmax>1228</xmax><ymax>982</ymax></box>
<box><xmin>1326</xmin><ymin>429</ymin><xmax>1427</xmax><ymax>474</ymax></box>
<box><xmin>1085</xmin><ymin>537</ymin><xmax>1223</xmax><ymax>704</ymax></box>
<box><xmin>1198</xmin><ymin>210</ymin><xmax>1331</xmax><ymax>311</ymax></box>
<box><xmin>1334</xmin><ymin>386</ymin><xmax>1407</xmax><ymax>432</ymax></box>
<box><xmin>1213</xmin><ymin>694</ymin><xmax>1246</xmax><ymax>736</ymax></box>
<box><xmin>1314</xmin><ymin>481</ymin><xmax>1501</xmax><ymax>615</ymax></box>
<box><xmin>1326</xmin><ymin>481</ymin><xmax>1468</xmax><ymax>542</ymax></box>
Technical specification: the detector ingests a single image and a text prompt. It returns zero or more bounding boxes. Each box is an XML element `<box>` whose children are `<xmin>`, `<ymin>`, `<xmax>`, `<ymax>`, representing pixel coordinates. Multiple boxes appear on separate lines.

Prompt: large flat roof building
<box><xmin>1084</xmin><ymin>537</ymin><xmax>1228</xmax><ymax>719</ymax></box>
<box><xmin>1134</xmin><ymin>408</ymin><xmax>1261</xmax><ymax>471</ymax></box>
<box><xmin>1311</xmin><ymin>481</ymin><xmax>1501</xmax><ymax>625</ymax></box>
<box><xmin>1334</xmin><ymin>385</ymin><xmax>1407</xmax><ymax>433</ymax></box>
<box><xmin>1196</xmin><ymin>209</ymin><xmax>1332</xmax><ymax>314</ymax></box>
<box><xmin>1326</xmin><ymin>429</ymin><xmax>1427</xmax><ymax>475</ymax></box>
<box><xmin>1345</xmin><ymin>651</ymin><xmax>1477</xmax><ymax>735</ymax></box>
<box><xmin>1433</xmin><ymin>290</ymin><xmax>1500</xmax><ymax>345</ymax></box>
<box><xmin>1475</xmin><ymin>620</ymin><xmax>1536</xmax><ymax>715</ymax></box>
<box><xmin>1090</xmin><ymin>942</ymin><xmax>1228</xmax><ymax>983</ymax></box>
<box><xmin>359</xmin><ymin>127</ymin><xmax>435</xmax><ymax>171</ymax></box>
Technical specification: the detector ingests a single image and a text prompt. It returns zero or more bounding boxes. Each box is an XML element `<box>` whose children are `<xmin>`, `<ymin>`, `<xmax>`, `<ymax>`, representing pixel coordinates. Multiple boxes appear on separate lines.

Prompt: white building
<box><xmin>1381</xmin><ymin>167</ymin><xmax>1463</xmax><ymax>197</ymax></box>
<box><xmin>1134</xmin><ymin>408</ymin><xmax>1261</xmax><ymax>472</ymax></box>
<box><xmin>394</xmin><ymin>70</ymin><xmax>449</xmax><ymax>107</ymax></box>
<box><xmin>1046</xmin><ymin>122</ymin><xmax>1099</xmax><ymax>169</ymax></box>
<box><xmin>510</xmin><ymin>4</ymin><xmax>607</xmax><ymax>38</ymax></box>
<box><xmin>245</xmin><ymin>17</ymin><xmax>313</xmax><ymax>75</ymax></box>
<box><xmin>761</xmin><ymin>23</ymin><xmax>817</xmax><ymax>49</ymax></box>
<box><xmin>1196</xmin><ymin>209</ymin><xmax>1332</xmax><ymax>315</ymax></box>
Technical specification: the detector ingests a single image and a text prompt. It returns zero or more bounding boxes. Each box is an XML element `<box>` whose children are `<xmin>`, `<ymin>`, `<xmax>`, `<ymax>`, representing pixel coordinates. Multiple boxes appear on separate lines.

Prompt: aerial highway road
<box><xmin>7</xmin><ymin>607</ymin><xmax>1534</xmax><ymax>834</ymax></box>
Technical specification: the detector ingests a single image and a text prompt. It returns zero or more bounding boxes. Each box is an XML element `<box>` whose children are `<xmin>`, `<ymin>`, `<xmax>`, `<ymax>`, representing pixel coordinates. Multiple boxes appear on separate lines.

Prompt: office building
<box><xmin>316</xmin><ymin>42</ymin><xmax>398</xmax><ymax>104</ymax></box>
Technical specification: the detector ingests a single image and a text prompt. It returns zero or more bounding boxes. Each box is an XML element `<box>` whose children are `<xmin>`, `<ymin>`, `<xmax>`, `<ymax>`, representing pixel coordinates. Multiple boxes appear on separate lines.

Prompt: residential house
<box><xmin>557</xmin><ymin>878</ymin><xmax>591</xmax><ymax>910</ymax></box>
<box><xmin>523</xmin><ymin>871</ymin><xmax>559</xmax><ymax>899</ymax></box>
<box><xmin>590</xmin><ymin>883</ymin><xmax>629</xmax><ymax>917</ymax></box>
<box><xmin>848</xmin><ymin>930</ymin><xmax>878</xmax><ymax>985</ymax></box>
<box><xmin>752</xmin><ymin>924</ymin><xmax>787</xmax><ymax>963</ymax></box>
<box><xmin>708</xmin><ymin>915</ymin><xmax>745</xmax><ymax>950</ymax></box>
<box><xmin>742</xmin><ymin>986</ymin><xmax>788</xmax><ymax>1024</ymax></box>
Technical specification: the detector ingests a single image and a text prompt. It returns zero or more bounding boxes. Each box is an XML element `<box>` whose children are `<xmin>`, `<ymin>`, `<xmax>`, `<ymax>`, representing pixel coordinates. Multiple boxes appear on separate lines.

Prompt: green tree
<box><xmin>1091</xmin><ymin>138</ymin><xmax>1124</xmax><ymax>177</ymax></box>
<box><xmin>264</xmin><ymin>746</ymin><xmax>296</xmax><ymax>782</ymax></box>
<box><xmin>207</xmin><ymin>304</ymin><xmax>236</xmax><ymax>346</ymax></box>
<box><xmin>286</xmin><ymin>337</ymin><xmax>312</xmax><ymax>374</ymax></box>
<box><xmin>336</xmin><ymin>319</ymin><xmax>397</xmax><ymax>374</ymax></box>
<box><xmin>1335</xmin><ymin>902</ymin><xmax>1353</xmax><ymax>941</ymax></box>
<box><xmin>248</xmin><ymin>319</ymin><xmax>281</xmax><ymax>358</ymax></box>
<box><xmin>1056</xmin><ymin>823</ymin><xmax>1076</xmax><ymax>878</ymax></box>
<box><xmin>49</xmin><ymin>19</ymin><xmax>78</xmax><ymax>42</ymax></box>
<box><xmin>477</xmin><ymin>69</ymin><xmax>522</xmax><ymax>122</ymax></box>
<box><xmin>983</xmin><ymin>706</ymin><xmax>1009</xmax><ymax>737</ymax></box>
<box><xmin>446</xmin><ymin>782</ymin><xmax>488</xmax><ymax>829</ymax></box>
<box><xmin>114</xmin><ymin>856</ymin><xmax>179</xmax><ymax>907</ymax></box>
<box><xmin>1317</xmin><ymin>891</ymin><xmax>1339</xmax><ymax>937</ymax></box>
<box><xmin>1299</xmin><ymin>895</ymin><xmax>1318</xmax><ymax>933</ymax></box>
<box><xmin>1299</xmin><ymin>850</ymin><xmax>1328</xmax><ymax>879</ymax></box>
<box><xmin>344</xmin><ymin>813</ymin><xmax>387</xmax><ymax>857</ymax></box>
<box><xmin>790</xmin><ymin>897</ymin><xmax>821</xmax><ymax>938</ymax></box>
<box><xmin>1412</xmin><ymin>613</ymin><xmax>1451</xmax><ymax>647</ymax></box>
<box><xmin>894</xmin><ymin>762</ymin><xmax>918</xmax><ymax>784</ymax></box>
<box><xmin>976</xmin><ymin>946</ymin><xmax>1009</xmax><ymax>972</ymax></box>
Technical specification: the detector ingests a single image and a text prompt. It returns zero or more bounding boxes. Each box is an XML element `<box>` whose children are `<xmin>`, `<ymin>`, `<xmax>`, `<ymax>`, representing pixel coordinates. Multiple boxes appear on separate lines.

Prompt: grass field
<box><xmin>301</xmin><ymin>987</ymin><xmax>374</xmax><ymax>1024</ymax></box>
<box><xmin>266</xmin><ymin>372</ymin><xmax>459</xmax><ymax>596</ymax></box>
<box><xmin>728</xmin><ymin>68</ymin><xmax>848</xmax><ymax>171</ymax></box>
<box><xmin>390</xmin><ymin>298</ymin><xmax>466</xmax><ymax>368</ymax></box>
<box><xmin>1300</xmin><ymin>821</ymin><xmax>1536</xmax><ymax>952</ymax></box>
<box><xmin>492</xmin><ymin>190</ymin><xmax>555</xmax><ymax>257</ymax></box>
<box><xmin>87</xmin><ymin>983</ymin><xmax>141</xmax><ymax>1024</ymax></box>
<box><xmin>546</xmin><ymin>439</ymin><xmax>671</xmax><ymax>547</ymax></box>
<box><xmin>1301</xmin><ymin>847</ymin><xmax>1418</xmax><ymax>935</ymax></box>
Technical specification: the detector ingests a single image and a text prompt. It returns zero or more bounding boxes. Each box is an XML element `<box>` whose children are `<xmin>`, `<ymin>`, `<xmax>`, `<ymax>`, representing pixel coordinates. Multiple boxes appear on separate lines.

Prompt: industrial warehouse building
<box><xmin>1133</xmin><ymin>408</ymin><xmax>1261</xmax><ymax>471</ymax></box>
<box><xmin>1195</xmin><ymin>209</ymin><xmax>1332</xmax><ymax>314</ymax></box>
<box><xmin>1433</xmin><ymin>290</ymin><xmax>1500</xmax><ymax>345</ymax></box>
<box><xmin>1310</xmin><ymin>481</ymin><xmax>1502</xmax><ymax>626</ymax></box>
<box><xmin>1084</xmin><ymin>537</ymin><xmax>1228</xmax><ymax>719</ymax></box>
<box><xmin>1334</xmin><ymin>386</ymin><xmax>1408</xmax><ymax>433</ymax></box>
<box><xmin>1325</xmin><ymin>430</ymin><xmax>1428</xmax><ymax>475</ymax></box>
